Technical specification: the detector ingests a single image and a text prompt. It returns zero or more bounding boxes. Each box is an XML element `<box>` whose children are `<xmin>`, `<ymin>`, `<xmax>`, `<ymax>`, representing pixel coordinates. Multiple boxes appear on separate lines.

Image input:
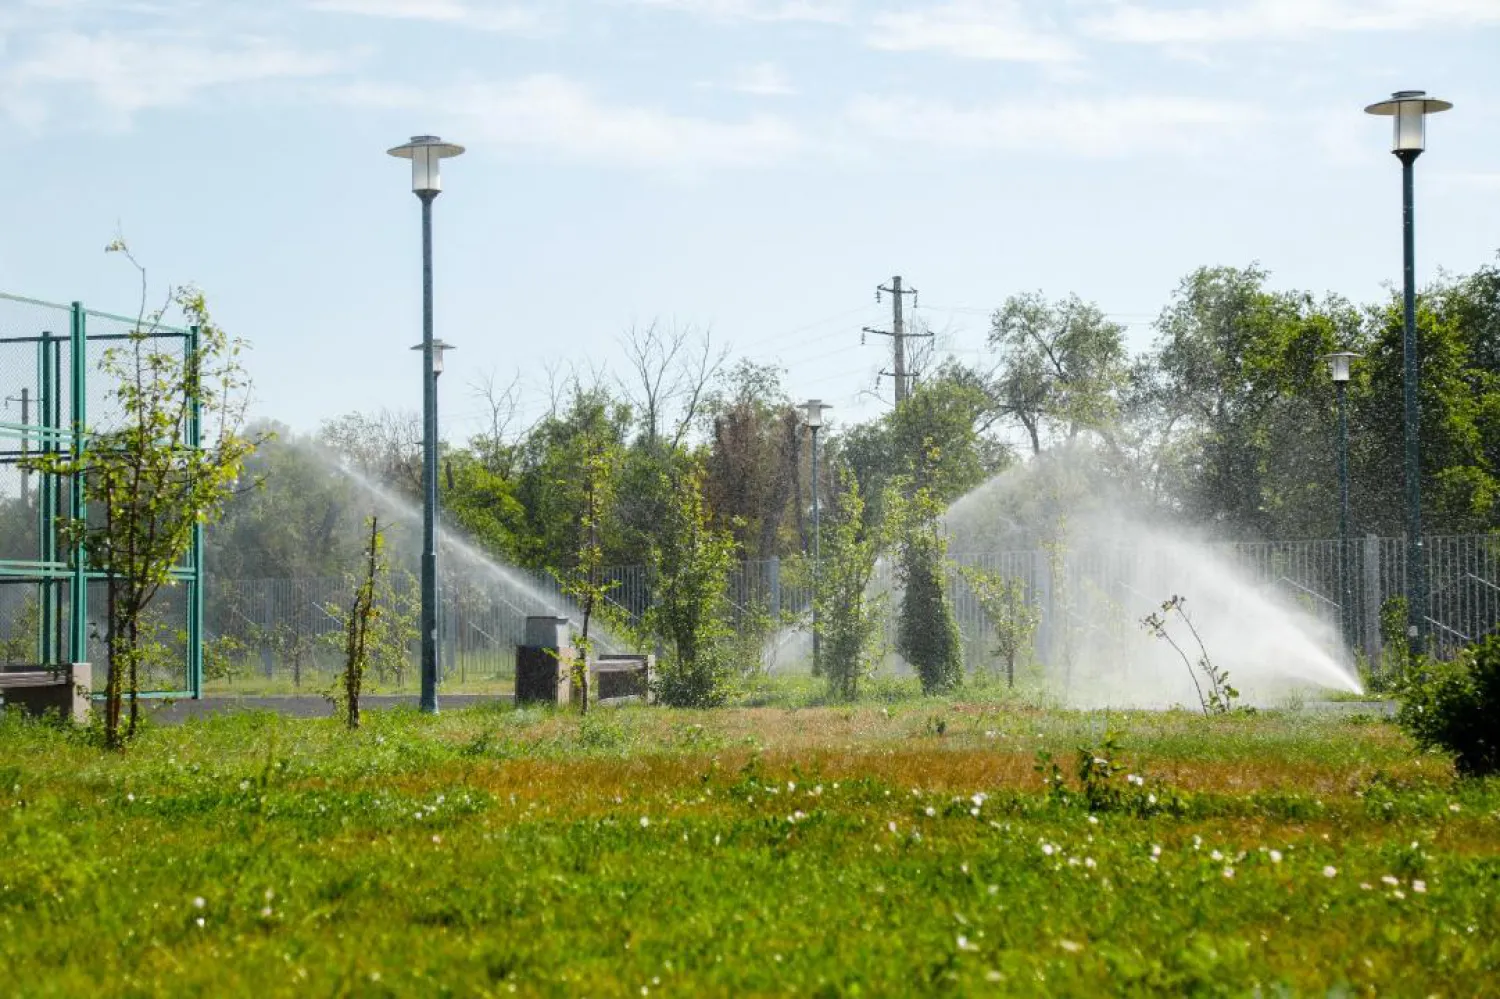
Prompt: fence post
<box><xmin>768</xmin><ymin>556</ymin><xmax>781</xmax><ymax>620</ymax></box>
<box><xmin>1362</xmin><ymin>533</ymin><xmax>1382</xmax><ymax>669</ymax></box>
<box><xmin>1035</xmin><ymin>549</ymin><xmax>1054</xmax><ymax>669</ymax></box>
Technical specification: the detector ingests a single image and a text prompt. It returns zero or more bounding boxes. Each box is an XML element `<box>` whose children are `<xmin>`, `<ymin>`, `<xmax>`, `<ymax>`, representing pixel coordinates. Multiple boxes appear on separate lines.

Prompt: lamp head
<box><xmin>412</xmin><ymin>339</ymin><xmax>456</xmax><ymax>375</ymax></box>
<box><xmin>387</xmin><ymin>134</ymin><xmax>465</xmax><ymax>194</ymax></box>
<box><xmin>1318</xmin><ymin>351</ymin><xmax>1362</xmax><ymax>384</ymax></box>
<box><xmin>803</xmin><ymin>398</ymin><xmax>831</xmax><ymax>429</ymax></box>
<box><xmin>1364</xmin><ymin>91</ymin><xmax>1451</xmax><ymax>154</ymax></box>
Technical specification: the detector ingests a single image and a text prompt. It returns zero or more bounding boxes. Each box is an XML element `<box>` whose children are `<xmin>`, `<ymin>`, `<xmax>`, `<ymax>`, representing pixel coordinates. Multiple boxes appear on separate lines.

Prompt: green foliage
<box><xmin>957</xmin><ymin>563</ymin><xmax>1038</xmax><ymax>687</ymax></box>
<box><xmin>201</xmin><ymin>633</ymin><xmax>247</xmax><ymax>685</ymax></box>
<box><xmin>24</xmin><ymin>246</ymin><xmax>258</xmax><ymax>747</ymax></box>
<box><xmin>814</xmin><ymin>468</ymin><xmax>887</xmax><ymax>701</ymax></box>
<box><xmin>0</xmin><ymin>593</ymin><xmax>40</xmax><ymax>665</ymax></box>
<box><xmin>557</xmin><ymin>433</ymin><xmax>622</xmax><ymax>714</ymax></box>
<box><xmin>894</xmin><ymin>504</ymin><xmax>964</xmax><ymax>695</ymax></box>
<box><xmin>334</xmin><ymin>518</ymin><xmax>384</xmax><ymax>730</ymax></box>
<box><xmin>841</xmin><ymin>363</ymin><xmax>1009</xmax><ymax>530</ymax></box>
<box><xmin>1380</xmin><ymin>595</ymin><xmax>1412</xmax><ymax>675</ymax></box>
<box><xmin>648</xmin><ymin>464</ymin><xmax>738</xmax><ymax>708</ymax></box>
<box><xmin>701</xmin><ymin>359</ymin><xmax>802</xmax><ymax>560</ymax></box>
<box><xmin>1397</xmin><ymin>634</ymin><xmax>1500</xmax><ymax>776</ymax></box>
<box><xmin>990</xmin><ymin>291</ymin><xmax>1130</xmax><ymax>455</ymax></box>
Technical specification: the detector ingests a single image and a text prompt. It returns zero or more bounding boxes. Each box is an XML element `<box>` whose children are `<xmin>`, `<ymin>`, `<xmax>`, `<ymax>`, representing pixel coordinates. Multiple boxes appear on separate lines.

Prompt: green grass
<box><xmin>1</xmin><ymin>695</ymin><xmax>1497</xmax><ymax>996</ymax></box>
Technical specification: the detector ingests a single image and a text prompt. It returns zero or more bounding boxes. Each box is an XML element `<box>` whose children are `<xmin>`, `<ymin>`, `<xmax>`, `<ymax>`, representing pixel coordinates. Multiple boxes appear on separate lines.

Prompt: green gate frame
<box><xmin>0</xmin><ymin>293</ymin><xmax>204</xmax><ymax>700</ymax></box>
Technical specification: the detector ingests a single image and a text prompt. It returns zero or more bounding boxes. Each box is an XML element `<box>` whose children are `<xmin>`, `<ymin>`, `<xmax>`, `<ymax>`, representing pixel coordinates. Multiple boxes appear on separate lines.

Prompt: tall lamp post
<box><xmin>1320</xmin><ymin>351</ymin><xmax>1361</xmax><ymax>659</ymax></box>
<box><xmin>388</xmin><ymin>134</ymin><xmax>465</xmax><ymax>714</ymax></box>
<box><xmin>1364</xmin><ymin>91</ymin><xmax>1450</xmax><ymax>660</ymax></box>
<box><xmin>803</xmin><ymin>399</ymin><xmax>831</xmax><ymax>675</ymax></box>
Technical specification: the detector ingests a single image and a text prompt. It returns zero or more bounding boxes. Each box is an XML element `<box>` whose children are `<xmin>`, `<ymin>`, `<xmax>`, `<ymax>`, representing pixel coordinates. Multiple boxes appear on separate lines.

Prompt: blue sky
<box><xmin>1</xmin><ymin>0</ymin><xmax>1497</xmax><ymax>441</ymax></box>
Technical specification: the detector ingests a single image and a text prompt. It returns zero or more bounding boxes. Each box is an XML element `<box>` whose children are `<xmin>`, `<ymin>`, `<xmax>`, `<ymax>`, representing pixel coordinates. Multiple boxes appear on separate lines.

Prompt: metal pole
<box><xmin>16</xmin><ymin>388</ymin><xmax>29</xmax><ymax>507</ymax></box>
<box><xmin>1398</xmin><ymin>149</ymin><xmax>1426</xmax><ymax>660</ymax></box>
<box><xmin>419</xmin><ymin>190</ymin><xmax>441</xmax><ymax>714</ymax></box>
<box><xmin>810</xmin><ymin>424</ymin><xmax>821</xmax><ymax>675</ymax></box>
<box><xmin>187</xmin><ymin>325</ymin><xmax>204</xmax><ymax>700</ymax></box>
<box><xmin>1336</xmin><ymin>379</ymin><xmax>1354</xmax><ymax>658</ymax></box>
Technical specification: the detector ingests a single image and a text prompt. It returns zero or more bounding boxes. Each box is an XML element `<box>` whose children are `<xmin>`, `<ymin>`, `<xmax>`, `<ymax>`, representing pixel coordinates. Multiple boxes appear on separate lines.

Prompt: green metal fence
<box><xmin>0</xmin><ymin>291</ymin><xmax>204</xmax><ymax>698</ymax></box>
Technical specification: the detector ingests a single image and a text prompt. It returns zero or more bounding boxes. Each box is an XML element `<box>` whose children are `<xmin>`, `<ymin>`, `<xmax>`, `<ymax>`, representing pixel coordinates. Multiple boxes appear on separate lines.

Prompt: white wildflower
<box><xmin>1323</xmin><ymin>866</ymin><xmax>1338</xmax><ymax>878</ymax></box>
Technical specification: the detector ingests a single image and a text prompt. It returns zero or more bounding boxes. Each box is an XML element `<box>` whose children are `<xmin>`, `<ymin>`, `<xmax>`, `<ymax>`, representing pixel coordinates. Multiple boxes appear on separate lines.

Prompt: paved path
<box><xmin>148</xmin><ymin>694</ymin><xmax>513</xmax><ymax>724</ymax></box>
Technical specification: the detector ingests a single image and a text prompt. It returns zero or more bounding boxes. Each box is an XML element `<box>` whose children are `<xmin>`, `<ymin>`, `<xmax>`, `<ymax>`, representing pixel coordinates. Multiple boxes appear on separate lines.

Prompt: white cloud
<box><xmin>623</xmin><ymin>0</ymin><xmax>853</xmax><ymax>24</ymax></box>
<box><xmin>309</xmin><ymin>0</ymin><xmax>546</xmax><ymax>32</ymax></box>
<box><xmin>848</xmin><ymin>92</ymin><xmax>1263</xmax><ymax>157</ymax></box>
<box><xmin>728</xmin><ymin>62</ymin><xmax>797</xmax><ymax>96</ymax></box>
<box><xmin>2</xmin><ymin>30</ymin><xmax>353</xmax><ymax>124</ymax></box>
<box><xmin>340</xmin><ymin>74</ymin><xmax>806</xmax><ymax>169</ymax></box>
<box><xmin>866</xmin><ymin>2</ymin><xmax>1079</xmax><ymax>62</ymax></box>
<box><xmin>1082</xmin><ymin>0</ymin><xmax>1500</xmax><ymax>45</ymax></box>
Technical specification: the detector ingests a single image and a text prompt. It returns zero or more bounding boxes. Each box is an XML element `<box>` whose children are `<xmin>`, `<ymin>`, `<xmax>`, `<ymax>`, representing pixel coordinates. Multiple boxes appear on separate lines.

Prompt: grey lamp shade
<box><xmin>1364</xmin><ymin>91</ymin><xmax>1452</xmax><ymax>153</ymax></box>
<box><xmin>387</xmin><ymin>135</ymin><xmax>466</xmax><ymax>193</ymax></box>
<box><xmin>1319</xmin><ymin>352</ymin><xmax>1361</xmax><ymax>384</ymax></box>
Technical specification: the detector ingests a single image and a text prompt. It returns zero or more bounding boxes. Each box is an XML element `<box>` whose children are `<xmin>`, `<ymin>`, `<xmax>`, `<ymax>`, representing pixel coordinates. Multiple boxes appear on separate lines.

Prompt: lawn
<box><xmin>1</xmin><ymin>694</ymin><xmax>1496</xmax><ymax>996</ymax></box>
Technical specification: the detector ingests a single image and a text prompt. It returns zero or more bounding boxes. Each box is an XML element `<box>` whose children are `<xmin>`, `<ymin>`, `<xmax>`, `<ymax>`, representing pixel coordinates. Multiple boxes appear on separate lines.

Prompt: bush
<box><xmin>647</xmin><ymin>465</ymin><xmax>738</xmax><ymax>708</ymax></box>
<box><xmin>1396</xmin><ymin>634</ymin><xmax>1500</xmax><ymax>777</ymax></box>
<box><xmin>815</xmin><ymin>469</ymin><xmax>886</xmax><ymax>701</ymax></box>
<box><xmin>892</xmin><ymin>487</ymin><xmax>962</xmax><ymax>695</ymax></box>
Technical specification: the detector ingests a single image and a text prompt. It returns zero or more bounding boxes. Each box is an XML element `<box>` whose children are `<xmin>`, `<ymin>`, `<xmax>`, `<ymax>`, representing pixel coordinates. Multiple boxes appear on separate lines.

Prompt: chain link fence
<box><xmin>205</xmin><ymin>533</ymin><xmax>1500</xmax><ymax>693</ymax></box>
<box><xmin>1</xmin><ymin>291</ymin><xmax>200</xmax><ymax>695</ymax></box>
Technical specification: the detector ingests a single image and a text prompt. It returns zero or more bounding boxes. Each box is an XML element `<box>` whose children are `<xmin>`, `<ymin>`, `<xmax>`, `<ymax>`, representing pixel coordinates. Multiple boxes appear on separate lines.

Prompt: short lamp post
<box><xmin>1320</xmin><ymin>351</ymin><xmax>1361</xmax><ymax>659</ymax></box>
<box><xmin>1364</xmin><ymin>91</ymin><xmax>1450</xmax><ymax>660</ymax></box>
<box><xmin>388</xmin><ymin>134</ymin><xmax>465</xmax><ymax>715</ymax></box>
<box><xmin>804</xmin><ymin>399</ymin><xmax>831</xmax><ymax>676</ymax></box>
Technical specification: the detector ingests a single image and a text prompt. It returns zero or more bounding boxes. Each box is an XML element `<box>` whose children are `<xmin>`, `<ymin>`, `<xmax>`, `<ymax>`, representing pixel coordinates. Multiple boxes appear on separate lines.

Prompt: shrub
<box><xmin>815</xmin><ymin>468</ymin><xmax>887</xmax><ymax>701</ymax></box>
<box><xmin>648</xmin><ymin>465</ymin><xmax>738</xmax><ymax>708</ymax></box>
<box><xmin>891</xmin><ymin>486</ymin><xmax>962</xmax><ymax>695</ymax></box>
<box><xmin>1396</xmin><ymin>634</ymin><xmax>1500</xmax><ymax>777</ymax></box>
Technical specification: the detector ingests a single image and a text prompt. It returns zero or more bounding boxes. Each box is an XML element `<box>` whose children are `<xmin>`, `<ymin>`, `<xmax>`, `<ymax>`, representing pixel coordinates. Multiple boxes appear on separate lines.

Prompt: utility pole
<box><xmin>5</xmin><ymin>388</ymin><xmax>29</xmax><ymax>507</ymax></box>
<box><xmin>864</xmin><ymin>276</ymin><xmax>930</xmax><ymax>405</ymax></box>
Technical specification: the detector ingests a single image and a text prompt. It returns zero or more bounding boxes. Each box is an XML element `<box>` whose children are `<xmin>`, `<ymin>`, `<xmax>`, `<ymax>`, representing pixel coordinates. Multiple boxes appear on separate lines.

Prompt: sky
<box><xmin>1</xmin><ymin>0</ymin><xmax>1497</xmax><ymax>443</ymax></box>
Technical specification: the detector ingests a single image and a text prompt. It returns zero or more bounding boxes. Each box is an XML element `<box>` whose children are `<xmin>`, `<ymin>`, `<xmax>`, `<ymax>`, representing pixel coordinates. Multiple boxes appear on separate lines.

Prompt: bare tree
<box><xmin>618</xmin><ymin>323</ymin><xmax>727</xmax><ymax>449</ymax></box>
<box><xmin>320</xmin><ymin>409</ymin><xmax>423</xmax><ymax>493</ymax></box>
<box><xmin>471</xmin><ymin>368</ymin><xmax>523</xmax><ymax>475</ymax></box>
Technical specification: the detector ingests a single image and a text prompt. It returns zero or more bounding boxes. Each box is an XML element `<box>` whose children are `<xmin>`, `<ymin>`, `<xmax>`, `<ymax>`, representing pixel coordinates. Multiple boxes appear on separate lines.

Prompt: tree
<box><xmin>557</xmin><ymin>432</ymin><xmax>621</xmax><ymax>714</ymax></box>
<box><xmin>29</xmin><ymin>246</ymin><xmax>257</xmax><ymax>746</ymax></box>
<box><xmin>319</xmin><ymin>409</ymin><xmax>423</xmax><ymax>496</ymax></box>
<box><xmin>841</xmin><ymin>362</ymin><xmax>1008</xmax><ymax>528</ymax></box>
<box><xmin>514</xmin><ymin>383</ymin><xmax>632</xmax><ymax>575</ymax></box>
<box><xmin>891</xmin><ymin>484</ymin><xmax>963</xmax><ymax>695</ymax></box>
<box><xmin>208</xmin><ymin>424</ymin><xmax>362</xmax><ymax>582</ymax></box>
<box><xmin>816</xmin><ymin>467</ymin><xmax>888</xmax><ymax>701</ymax></box>
<box><xmin>618</xmin><ymin>322</ymin><xmax>724</xmax><ymax>450</ymax></box>
<box><xmin>989</xmin><ymin>292</ymin><xmax>1129</xmax><ymax>456</ymax></box>
<box><xmin>337</xmin><ymin>517</ymin><xmax>383</xmax><ymax>729</ymax></box>
<box><xmin>648</xmin><ymin>464</ymin><xmax>738</xmax><ymax>707</ymax></box>
<box><xmin>702</xmin><ymin>360</ymin><xmax>803</xmax><ymax>560</ymax></box>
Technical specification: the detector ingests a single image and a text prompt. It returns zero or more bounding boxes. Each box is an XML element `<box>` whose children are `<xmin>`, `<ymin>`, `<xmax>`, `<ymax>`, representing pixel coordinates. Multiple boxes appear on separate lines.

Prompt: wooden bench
<box><xmin>0</xmin><ymin>663</ymin><xmax>91</xmax><ymax>724</ymax></box>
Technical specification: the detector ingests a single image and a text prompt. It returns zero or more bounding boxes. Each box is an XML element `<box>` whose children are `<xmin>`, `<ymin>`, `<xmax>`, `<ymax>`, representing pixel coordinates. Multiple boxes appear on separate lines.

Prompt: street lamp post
<box><xmin>803</xmin><ymin>399</ymin><xmax>831</xmax><ymax>675</ymax></box>
<box><xmin>388</xmin><ymin>134</ymin><xmax>465</xmax><ymax>714</ymax></box>
<box><xmin>1320</xmin><ymin>351</ymin><xmax>1361</xmax><ymax>660</ymax></box>
<box><xmin>1364</xmin><ymin>91</ymin><xmax>1450</xmax><ymax>661</ymax></box>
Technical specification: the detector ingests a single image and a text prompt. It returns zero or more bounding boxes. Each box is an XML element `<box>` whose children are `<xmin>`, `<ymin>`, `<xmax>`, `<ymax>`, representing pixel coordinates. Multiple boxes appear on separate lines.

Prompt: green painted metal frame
<box><xmin>68</xmin><ymin>303</ymin><xmax>88</xmax><ymax>670</ymax></box>
<box><xmin>0</xmin><ymin>292</ymin><xmax>204</xmax><ymax>699</ymax></box>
